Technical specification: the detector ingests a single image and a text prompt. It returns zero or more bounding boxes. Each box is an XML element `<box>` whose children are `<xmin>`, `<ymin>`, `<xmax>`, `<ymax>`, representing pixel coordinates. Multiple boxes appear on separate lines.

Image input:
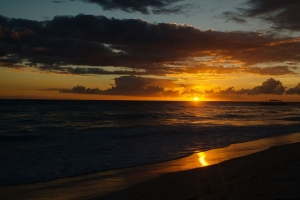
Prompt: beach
<box><xmin>1</xmin><ymin>133</ymin><xmax>300</xmax><ymax>200</ymax></box>
<box><xmin>1</xmin><ymin>0</ymin><xmax>300</xmax><ymax>198</ymax></box>
<box><xmin>101</xmin><ymin>141</ymin><xmax>300</xmax><ymax>200</ymax></box>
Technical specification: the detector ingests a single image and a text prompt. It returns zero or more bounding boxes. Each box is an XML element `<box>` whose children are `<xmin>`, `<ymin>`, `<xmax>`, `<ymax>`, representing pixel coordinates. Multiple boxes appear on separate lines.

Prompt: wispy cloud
<box><xmin>75</xmin><ymin>0</ymin><xmax>194</xmax><ymax>15</ymax></box>
<box><xmin>220</xmin><ymin>0</ymin><xmax>300</xmax><ymax>31</ymax></box>
<box><xmin>52</xmin><ymin>0</ymin><xmax>65</xmax><ymax>3</ymax></box>
<box><xmin>218</xmin><ymin>11</ymin><xmax>247</xmax><ymax>24</ymax></box>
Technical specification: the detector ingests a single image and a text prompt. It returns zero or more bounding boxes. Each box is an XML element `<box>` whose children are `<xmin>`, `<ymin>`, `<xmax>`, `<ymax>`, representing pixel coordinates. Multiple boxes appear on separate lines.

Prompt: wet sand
<box><xmin>101</xmin><ymin>141</ymin><xmax>300</xmax><ymax>200</ymax></box>
<box><xmin>1</xmin><ymin>133</ymin><xmax>300</xmax><ymax>200</ymax></box>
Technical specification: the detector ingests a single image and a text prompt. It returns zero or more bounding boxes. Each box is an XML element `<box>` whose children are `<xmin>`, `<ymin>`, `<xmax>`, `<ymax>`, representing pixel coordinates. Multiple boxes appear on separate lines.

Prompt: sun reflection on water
<box><xmin>198</xmin><ymin>152</ymin><xmax>208</xmax><ymax>166</ymax></box>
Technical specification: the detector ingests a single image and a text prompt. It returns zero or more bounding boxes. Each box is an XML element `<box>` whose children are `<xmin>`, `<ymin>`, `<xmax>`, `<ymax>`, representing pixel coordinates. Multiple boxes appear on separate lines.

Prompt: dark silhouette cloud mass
<box><xmin>286</xmin><ymin>83</ymin><xmax>300</xmax><ymax>95</ymax></box>
<box><xmin>1</xmin><ymin>0</ymin><xmax>300</xmax><ymax>100</ymax></box>
<box><xmin>218</xmin><ymin>11</ymin><xmax>246</xmax><ymax>24</ymax></box>
<box><xmin>1</xmin><ymin>12</ymin><xmax>300</xmax><ymax>98</ymax></box>
<box><xmin>61</xmin><ymin>77</ymin><xmax>300</xmax><ymax>97</ymax></box>
<box><xmin>221</xmin><ymin>0</ymin><xmax>300</xmax><ymax>31</ymax></box>
<box><xmin>243</xmin><ymin>0</ymin><xmax>297</xmax><ymax>16</ymax></box>
<box><xmin>243</xmin><ymin>66</ymin><xmax>296</xmax><ymax>76</ymax></box>
<box><xmin>61</xmin><ymin>75</ymin><xmax>180</xmax><ymax>97</ymax></box>
<box><xmin>1</xmin><ymin>14</ymin><xmax>300</xmax><ymax>77</ymax></box>
<box><xmin>216</xmin><ymin>78</ymin><xmax>286</xmax><ymax>95</ymax></box>
<box><xmin>248</xmin><ymin>78</ymin><xmax>286</xmax><ymax>95</ymax></box>
<box><xmin>77</xmin><ymin>0</ymin><xmax>193</xmax><ymax>15</ymax></box>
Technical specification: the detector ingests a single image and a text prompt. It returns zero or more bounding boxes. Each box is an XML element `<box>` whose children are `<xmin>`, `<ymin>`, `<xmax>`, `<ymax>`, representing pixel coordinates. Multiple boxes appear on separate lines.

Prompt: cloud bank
<box><xmin>1</xmin><ymin>14</ymin><xmax>300</xmax><ymax>77</ymax></box>
<box><xmin>1</xmin><ymin>13</ymin><xmax>300</xmax><ymax>98</ymax></box>
<box><xmin>61</xmin><ymin>77</ymin><xmax>300</xmax><ymax>97</ymax></box>
<box><xmin>60</xmin><ymin>75</ymin><xmax>180</xmax><ymax>97</ymax></box>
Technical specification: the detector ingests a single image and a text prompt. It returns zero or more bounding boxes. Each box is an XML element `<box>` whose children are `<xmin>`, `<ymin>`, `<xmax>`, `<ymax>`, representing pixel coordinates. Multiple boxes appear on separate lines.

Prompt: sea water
<box><xmin>1</xmin><ymin>100</ymin><xmax>300</xmax><ymax>185</ymax></box>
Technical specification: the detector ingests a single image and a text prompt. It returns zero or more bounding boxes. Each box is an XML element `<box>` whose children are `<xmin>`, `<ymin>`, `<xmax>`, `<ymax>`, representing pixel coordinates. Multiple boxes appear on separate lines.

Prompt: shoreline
<box><xmin>101</xmin><ymin>141</ymin><xmax>300</xmax><ymax>200</ymax></box>
<box><xmin>1</xmin><ymin>132</ymin><xmax>300</xmax><ymax>199</ymax></box>
<box><xmin>3</xmin><ymin>131</ymin><xmax>300</xmax><ymax>187</ymax></box>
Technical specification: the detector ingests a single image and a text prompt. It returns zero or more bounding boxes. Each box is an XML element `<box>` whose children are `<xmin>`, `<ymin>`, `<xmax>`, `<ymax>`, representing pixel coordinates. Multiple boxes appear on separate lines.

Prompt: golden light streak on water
<box><xmin>198</xmin><ymin>152</ymin><xmax>208</xmax><ymax>166</ymax></box>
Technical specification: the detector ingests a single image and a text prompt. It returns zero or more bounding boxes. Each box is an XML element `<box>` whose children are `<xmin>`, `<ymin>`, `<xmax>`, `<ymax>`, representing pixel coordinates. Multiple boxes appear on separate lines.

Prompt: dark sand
<box><xmin>1</xmin><ymin>133</ymin><xmax>300</xmax><ymax>200</ymax></box>
<box><xmin>101</xmin><ymin>142</ymin><xmax>300</xmax><ymax>200</ymax></box>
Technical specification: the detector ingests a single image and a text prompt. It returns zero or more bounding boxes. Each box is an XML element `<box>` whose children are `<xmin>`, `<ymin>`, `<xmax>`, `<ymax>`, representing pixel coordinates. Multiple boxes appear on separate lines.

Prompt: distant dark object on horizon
<box><xmin>261</xmin><ymin>100</ymin><xmax>287</xmax><ymax>105</ymax></box>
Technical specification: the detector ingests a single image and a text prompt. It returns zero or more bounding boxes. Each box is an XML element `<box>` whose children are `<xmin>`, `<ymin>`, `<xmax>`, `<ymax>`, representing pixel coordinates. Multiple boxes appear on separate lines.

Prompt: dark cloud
<box><xmin>1</xmin><ymin>14</ymin><xmax>300</xmax><ymax>76</ymax></box>
<box><xmin>60</xmin><ymin>85</ymin><xmax>103</xmax><ymax>94</ymax></box>
<box><xmin>218</xmin><ymin>78</ymin><xmax>286</xmax><ymax>95</ymax></box>
<box><xmin>243</xmin><ymin>66</ymin><xmax>296</xmax><ymax>75</ymax></box>
<box><xmin>267</xmin><ymin>5</ymin><xmax>300</xmax><ymax>31</ymax></box>
<box><xmin>221</xmin><ymin>0</ymin><xmax>300</xmax><ymax>31</ymax></box>
<box><xmin>61</xmin><ymin>75</ymin><xmax>180</xmax><ymax>96</ymax></box>
<box><xmin>218</xmin><ymin>11</ymin><xmax>247</xmax><ymax>24</ymax></box>
<box><xmin>61</xmin><ymin>77</ymin><xmax>300</xmax><ymax>97</ymax></box>
<box><xmin>151</xmin><ymin>3</ymin><xmax>195</xmax><ymax>15</ymax></box>
<box><xmin>243</xmin><ymin>0</ymin><xmax>298</xmax><ymax>16</ymax></box>
<box><xmin>286</xmin><ymin>83</ymin><xmax>300</xmax><ymax>95</ymax></box>
<box><xmin>247</xmin><ymin>78</ymin><xmax>286</xmax><ymax>95</ymax></box>
<box><xmin>53</xmin><ymin>0</ymin><xmax>65</xmax><ymax>3</ymax></box>
<box><xmin>39</xmin><ymin>65</ymin><xmax>149</xmax><ymax>75</ymax></box>
<box><xmin>78</xmin><ymin>0</ymin><xmax>192</xmax><ymax>15</ymax></box>
<box><xmin>105</xmin><ymin>75</ymin><xmax>165</xmax><ymax>96</ymax></box>
<box><xmin>167</xmin><ymin>65</ymin><xmax>296</xmax><ymax>76</ymax></box>
<box><xmin>286</xmin><ymin>62</ymin><xmax>299</xmax><ymax>65</ymax></box>
<box><xmin>0</xmin><ymin>55</ymin><xmax>26</xmax><ymax>69</ymax></box>
<box><xmin>223</xmin><ymin>37</ymin><xmax>300</xmax><ymax>65</ymax></box>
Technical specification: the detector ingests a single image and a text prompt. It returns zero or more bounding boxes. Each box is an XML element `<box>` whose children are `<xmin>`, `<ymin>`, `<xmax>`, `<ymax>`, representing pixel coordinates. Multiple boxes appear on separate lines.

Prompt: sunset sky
<box><xmin>1</xmin><ymin>0</ymin><xmax>300</xmax><ymax>101</ymax></box>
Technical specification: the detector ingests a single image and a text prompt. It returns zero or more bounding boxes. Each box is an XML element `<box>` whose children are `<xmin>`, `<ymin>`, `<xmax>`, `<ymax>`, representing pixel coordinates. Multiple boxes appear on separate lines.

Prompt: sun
<box><xmin>194</xmin><ymin>97</ymin><xmax>199</xmax><ymax>101</ymax></box>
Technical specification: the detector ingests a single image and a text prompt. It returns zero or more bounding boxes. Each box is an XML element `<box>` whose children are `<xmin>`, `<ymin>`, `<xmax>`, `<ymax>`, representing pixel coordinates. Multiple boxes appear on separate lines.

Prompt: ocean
<box><xmin>1</xmin><ymin>100</ymin><xmax>300</xmax><ymax>186</ymax></box>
